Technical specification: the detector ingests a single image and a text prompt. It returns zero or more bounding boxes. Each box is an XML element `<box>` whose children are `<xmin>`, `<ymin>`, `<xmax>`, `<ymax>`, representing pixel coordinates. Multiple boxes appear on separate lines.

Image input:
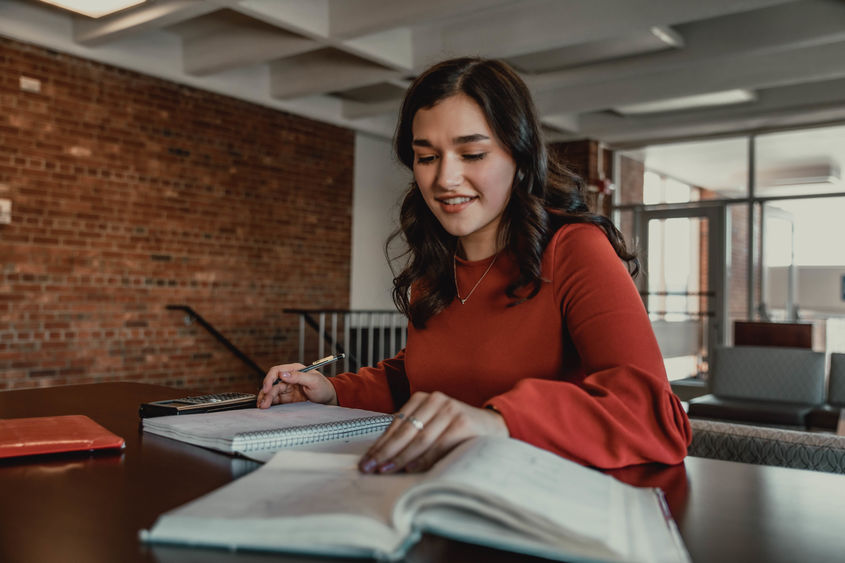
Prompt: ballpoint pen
<box><xmin>272</xmin><ymin>353</ymin><xmax>346</xmax><ymax>385</ymax></box>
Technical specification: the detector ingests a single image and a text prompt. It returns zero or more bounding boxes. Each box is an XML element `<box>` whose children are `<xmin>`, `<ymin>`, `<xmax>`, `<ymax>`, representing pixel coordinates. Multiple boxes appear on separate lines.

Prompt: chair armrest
<box><xmin>688</xmin><ymin>418</ymin><xmax>845</xmax><ymax>474</ymax></box>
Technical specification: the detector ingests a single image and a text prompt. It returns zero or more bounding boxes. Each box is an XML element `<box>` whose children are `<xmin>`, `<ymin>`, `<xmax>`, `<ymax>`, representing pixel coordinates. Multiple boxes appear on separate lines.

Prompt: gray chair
<box><xmin>806</xmin><ymin>353</ymin><xmax>845</xmax><ymax>430</ymax></box>
<box><xmin>688</xmin><ymin>345</ymin><xmax>826</xmax><ymax>427</ymax></box>
<box><xmin>688</xmin><ymin>418</ymin><xmax>845</xmax><ymax>474</ymax></box>
<box><xmin>829</xmin><ymin>353</ymin><xmax>845</xmax><ymax>405</ymax></box>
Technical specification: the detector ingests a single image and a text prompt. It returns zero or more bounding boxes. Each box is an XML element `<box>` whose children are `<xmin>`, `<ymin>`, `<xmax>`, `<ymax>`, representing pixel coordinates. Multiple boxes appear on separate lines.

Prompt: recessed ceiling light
<box><xmin>649</xmin><ymin>26</ymin><xmax>682</xmax><ymax>47</ymax></box>
<box><xmin>39</xmin><ymin>0</ymin><xmax>146</xmax><ymax>19</ymax></box>
<box><xmin>616</xmin><ymin>89</ymin><xmax>757</xmax><ymax>115</ymax></box>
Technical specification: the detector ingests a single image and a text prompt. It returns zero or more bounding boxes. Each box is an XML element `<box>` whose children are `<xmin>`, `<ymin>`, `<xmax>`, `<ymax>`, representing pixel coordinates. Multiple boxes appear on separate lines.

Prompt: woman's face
<box><xmin>411</xmin><ymin>94</ymin><xmax>517</xmax><ymax>259</ymax></box>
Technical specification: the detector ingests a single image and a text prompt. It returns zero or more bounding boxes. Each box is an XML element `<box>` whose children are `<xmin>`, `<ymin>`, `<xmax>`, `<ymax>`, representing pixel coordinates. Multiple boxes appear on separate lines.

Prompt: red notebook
<box><xmin>0</xmin><ymin>415</ymin><xmax>125</xmax><ymax>459</ymax></box>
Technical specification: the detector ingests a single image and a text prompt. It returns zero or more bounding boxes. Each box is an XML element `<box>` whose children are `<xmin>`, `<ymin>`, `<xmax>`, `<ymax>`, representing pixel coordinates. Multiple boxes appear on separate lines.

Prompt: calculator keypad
<box><xmin>180</xmin><ymin>392</ymin><xmax>254</xmax><ymax>404</ymax></box>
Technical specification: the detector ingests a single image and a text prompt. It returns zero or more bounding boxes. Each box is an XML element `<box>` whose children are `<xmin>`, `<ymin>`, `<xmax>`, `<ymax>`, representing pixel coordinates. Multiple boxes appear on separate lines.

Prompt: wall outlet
<box><xmin>0</xmin><ymin>199</ymin><xmax>11</xmax><ymax>224</ymax></box>
<box><xmin>19</xmin><ymin>76</ymin><xmax>41</xmax><ymax>93</ymax></box>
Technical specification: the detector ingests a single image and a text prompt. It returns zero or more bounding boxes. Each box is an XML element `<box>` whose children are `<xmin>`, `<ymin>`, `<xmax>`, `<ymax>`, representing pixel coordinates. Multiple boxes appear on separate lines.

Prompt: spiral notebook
<box><xmin>142</xmin><ymin>402</ymin><xmax>393</xmax><ymax>459</ymax></box>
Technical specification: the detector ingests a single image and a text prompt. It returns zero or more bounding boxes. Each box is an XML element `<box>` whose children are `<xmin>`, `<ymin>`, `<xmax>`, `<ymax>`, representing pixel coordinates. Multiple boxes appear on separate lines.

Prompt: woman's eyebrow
<box><xmin>453</xmin><ymin>134</ymin><xmax>490</xmax><ymax>144</ymax></box>
<box><xmin>411</xmin><ymin>134</ymin><xmax>490</xmax><ymax>148</ymax></box>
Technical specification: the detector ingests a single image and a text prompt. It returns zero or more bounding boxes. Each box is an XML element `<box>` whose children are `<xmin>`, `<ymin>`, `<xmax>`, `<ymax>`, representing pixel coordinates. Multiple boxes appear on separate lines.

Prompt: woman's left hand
<box><xmin>359</xmin><ymin>391</ymin><xmax>509</xmax><ymax>474</ymax></box>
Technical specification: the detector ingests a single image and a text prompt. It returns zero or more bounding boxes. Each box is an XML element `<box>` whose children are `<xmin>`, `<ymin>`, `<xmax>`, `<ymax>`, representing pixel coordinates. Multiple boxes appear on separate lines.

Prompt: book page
<box><xmin>404</xmin><ymin>437</ymin><xmax>631</xmax><ymax>557</ymax></box>
<box><xmin>144</xmin><ymin>450</ymin><xmax>427</xmax><ymax>558</ymax></box>
<box><xmin>415</xmin><ymin>506</ymin><xmax>623</xmax><ymax>563</ymax></box>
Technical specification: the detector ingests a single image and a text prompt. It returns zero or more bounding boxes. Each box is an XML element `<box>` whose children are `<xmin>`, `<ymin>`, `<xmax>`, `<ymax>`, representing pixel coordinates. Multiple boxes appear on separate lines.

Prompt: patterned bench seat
<box><xmin>689</xmin><ymin>418</ymin><xmax>845</xmax><ymax>474</ymax></box>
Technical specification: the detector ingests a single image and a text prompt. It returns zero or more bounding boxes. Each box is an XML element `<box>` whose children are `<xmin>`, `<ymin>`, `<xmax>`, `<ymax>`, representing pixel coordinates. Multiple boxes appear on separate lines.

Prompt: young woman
<box><xmin>257</xmin><ymin>57</ymin><xmax>691</xmax><ymax>474</ymax></box>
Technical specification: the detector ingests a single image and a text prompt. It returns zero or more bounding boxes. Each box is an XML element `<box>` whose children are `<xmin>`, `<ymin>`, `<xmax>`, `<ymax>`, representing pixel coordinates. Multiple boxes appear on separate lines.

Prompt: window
<box><xmin>615</xmin><ymin>125</ymin><xmax>845</xmax><ymax>379</ymax></box>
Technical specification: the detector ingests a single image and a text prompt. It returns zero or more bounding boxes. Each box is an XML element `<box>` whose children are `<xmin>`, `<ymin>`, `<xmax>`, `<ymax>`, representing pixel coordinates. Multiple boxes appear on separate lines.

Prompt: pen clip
<box><xmin>304</xmin><ymin>353</ymin><xmax>346</xmax><ymax>372</ymax></box>
<box><xmin>310</xmin><ymin>355</ymin><xmax>336</xmax><ymax>366</ymax></box>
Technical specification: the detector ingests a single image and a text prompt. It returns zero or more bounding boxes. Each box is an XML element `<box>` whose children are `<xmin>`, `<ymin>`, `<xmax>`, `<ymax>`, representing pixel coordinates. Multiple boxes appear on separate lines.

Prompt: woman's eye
<box><xmin>416</xmin><ymin>155</ymin><xmax>436</xmax><ymax>165</ymax></box>
<box><xmin>463</xmin><ymin>153</ymin><xmax>486</xmax><ymax>161</ymax></box>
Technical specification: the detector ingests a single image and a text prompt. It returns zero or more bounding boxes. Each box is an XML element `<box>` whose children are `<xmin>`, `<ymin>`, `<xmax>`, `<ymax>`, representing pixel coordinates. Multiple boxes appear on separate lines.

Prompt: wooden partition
<box><xmin>733</xmin><ymin>321</ymin><xmax>813</xmax><ymax>348</ymax></box>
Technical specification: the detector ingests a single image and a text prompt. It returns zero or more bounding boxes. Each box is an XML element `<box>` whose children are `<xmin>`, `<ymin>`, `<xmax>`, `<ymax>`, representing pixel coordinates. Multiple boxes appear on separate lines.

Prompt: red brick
<box><xmin>0</xmin><ymin>37</ymin><xmax>354</xmax><ymax>392</ymax></box>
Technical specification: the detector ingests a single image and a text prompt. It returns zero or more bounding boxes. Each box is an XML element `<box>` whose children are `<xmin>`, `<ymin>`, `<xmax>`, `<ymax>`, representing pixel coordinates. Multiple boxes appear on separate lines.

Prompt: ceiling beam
<box><xmin>534</xmin><ymin>40</ymin><xmax>845</xmax><ymax>115</ymax></box>
<box><xmin>342</xmin><ymin>27</ymin><xmax>415</xmax><ymax>70</ymax></box>
<box><xmin>270</xmin><ymin>49</ymin><xmax>399</xmax><ymax>99</ymax></box>
<box><xmin>541</xmin><ymin>114</ymin><xmax>581</xmax><ymax>134</ymax></box>
<box><xmin>578</xmin><ymin>78</ymin><xmax>845</xmax><ymax>145</ymax></box>
<box><xmin>341</xmin><ymin>98</ymin><xmax>401</xmax><ymax>120</ymax></box>
<box><xmin>176</xmin><ymin>14</ymin><xmax>319</xmax><ymax>76</ymax></box>
<box><xmin>439</xmin><ymin>0</ymin><xmax>793</xmax><ymax>59</ymax></box>
<box><xmin>229</xmin><ymin>0</ymin><xmax>330</xmax><ymax>37</ymax></box>
<box><xmin>327</xmin><ymin>0</ymin><xmax>509</xmax><ymax>38</ymax></box>
<box><xmin>610</xmin><ymin>106</ymin><xmax>845</xmax><ymax>148</ymax></box>
<box><xmin>73</xmin><ymin>0</ymin><xmax>218</xmax><ymax>46</ymax></box>
<box><xmin>528</xmin><ymin>0</ymin><xmax>845</xmax><ymax>92</ymax></box>
<box><xmin>228</xmin><ymin>1</ymin><xmax>413</xmax><ymax>72</ymax></box>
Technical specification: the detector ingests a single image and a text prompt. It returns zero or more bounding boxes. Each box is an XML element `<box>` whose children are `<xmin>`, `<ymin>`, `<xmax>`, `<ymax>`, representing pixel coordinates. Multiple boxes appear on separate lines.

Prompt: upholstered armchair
<box><xmin>687</xmin><ymin>346</ymin><xmax>826</xmax><ymax>427</ymax></box>
<box><xmin>806</xmin><ymin>353</ymin><xmax>845</xmax><ymax>431</ymax></box>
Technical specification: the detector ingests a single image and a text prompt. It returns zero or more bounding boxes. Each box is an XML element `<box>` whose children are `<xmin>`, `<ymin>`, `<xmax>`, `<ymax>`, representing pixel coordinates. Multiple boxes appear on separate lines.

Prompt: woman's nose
<box><xmin>436</xmin><ymin>155</ymin><xmax>463</xmax><ymax>189</ymax></box>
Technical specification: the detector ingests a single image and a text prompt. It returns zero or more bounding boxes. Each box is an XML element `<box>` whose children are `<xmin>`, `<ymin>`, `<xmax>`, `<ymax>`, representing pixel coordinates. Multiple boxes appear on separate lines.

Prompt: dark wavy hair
<box><xmin>388</xmin><ymin>57</ymin><xmax>638</xmax><ymax>328</ymax></box>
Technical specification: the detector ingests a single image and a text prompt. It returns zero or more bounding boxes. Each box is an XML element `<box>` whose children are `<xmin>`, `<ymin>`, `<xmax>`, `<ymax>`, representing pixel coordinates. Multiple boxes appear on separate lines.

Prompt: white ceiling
<box><xmin>3</xmin><ymin>0</ymin><xmax>845</xmax><ymax>192</ymax></box>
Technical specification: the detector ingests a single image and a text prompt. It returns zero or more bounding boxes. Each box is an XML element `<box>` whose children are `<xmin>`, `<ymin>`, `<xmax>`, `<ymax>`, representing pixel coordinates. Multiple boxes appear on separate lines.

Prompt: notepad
<box><xmin>0</xmin><ymin>415</ymin><xmax>125</xmax><ymax>459</ymax></box>
<box><xmin>143</xmin><ymin>436</ymin><xmax>691</xmax><ymax>562</ymax></box>
<box><xmin>142</xmin><ymin>402</ymin><xmax>393</xmax><ymax>457</ymax></box>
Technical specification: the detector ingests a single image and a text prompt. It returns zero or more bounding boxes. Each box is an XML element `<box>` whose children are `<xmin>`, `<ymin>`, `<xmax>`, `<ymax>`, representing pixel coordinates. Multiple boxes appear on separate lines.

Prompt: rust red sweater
<box><xmin>331</xmin><ymin>224</ymin><xmax>691</xmax><ymax>468</ymax></box>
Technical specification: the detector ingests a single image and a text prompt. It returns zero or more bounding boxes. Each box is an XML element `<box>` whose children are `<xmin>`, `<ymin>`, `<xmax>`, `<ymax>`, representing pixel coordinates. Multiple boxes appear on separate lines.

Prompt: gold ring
<box><xmin>407</xmin><ymin>416</ymin><xmax>424</xmax><ymax>431</ymax></box>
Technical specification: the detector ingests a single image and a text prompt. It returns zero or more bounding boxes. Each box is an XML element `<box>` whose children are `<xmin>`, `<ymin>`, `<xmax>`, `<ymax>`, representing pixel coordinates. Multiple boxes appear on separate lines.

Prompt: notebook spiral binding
<box><xmin>233</xmin><ymin>415</ymin><xmax>394</xmax><ymax>452</ymax></box>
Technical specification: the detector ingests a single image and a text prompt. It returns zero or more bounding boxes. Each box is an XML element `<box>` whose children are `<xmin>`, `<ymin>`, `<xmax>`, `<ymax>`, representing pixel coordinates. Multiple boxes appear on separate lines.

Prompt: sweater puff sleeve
<box><xmin>330</xmin><ymin>349</ymin><xmax>407</xmax><ymax>413</ymax></box>
<box><xmin>485</xmin><ymin>224</ymin><xmax>692</xmax><ymax>469</ymax></box>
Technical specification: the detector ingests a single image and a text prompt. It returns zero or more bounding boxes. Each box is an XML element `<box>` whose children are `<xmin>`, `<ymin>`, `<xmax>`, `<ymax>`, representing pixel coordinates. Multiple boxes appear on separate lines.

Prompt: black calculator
<box><xmin>139</xmin><ymin>392</ymin><xmax>256</xmax><ymax>418</ymax></box>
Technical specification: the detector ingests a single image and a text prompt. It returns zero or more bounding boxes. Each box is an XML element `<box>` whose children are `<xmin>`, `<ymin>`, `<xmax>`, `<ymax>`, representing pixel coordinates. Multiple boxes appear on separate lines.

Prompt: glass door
<box><xmin>760</xmin><ymin>204</ymin><xmax>796</xmax><ymax>321</ymax></box>
<box><xmin>636</xmin><ymin>205</ymin><xmax>727</xmax><ymax>382</ymax></box>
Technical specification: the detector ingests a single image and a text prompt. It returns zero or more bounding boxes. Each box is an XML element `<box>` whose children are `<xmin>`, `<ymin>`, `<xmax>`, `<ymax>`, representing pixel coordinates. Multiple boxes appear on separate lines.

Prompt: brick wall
<box><xmin>698</xmin><ymin>188</ymin><xmax>751</xmax><ymax>322</ymax></box>
<box><xmin>617</xmin><ymin>155</ymin><xmax>644</xmax><ymax>245</ymax></box>
<box><xmin>0</xmin><ymin>38</ymin><xmax>354</xmax><ymax>392</ymax></box>
<box><xmin>549</xmin><ymin>139</ymin><xmax>613</xmax><ymax>216</ymax></box>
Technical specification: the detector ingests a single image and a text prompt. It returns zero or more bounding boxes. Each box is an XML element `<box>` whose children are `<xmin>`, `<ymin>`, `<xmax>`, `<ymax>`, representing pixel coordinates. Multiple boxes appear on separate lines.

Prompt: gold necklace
<box><xmin>454</xmin><ymin>252</ymin><xmax>499</xmax><ymax>305</ymax></box>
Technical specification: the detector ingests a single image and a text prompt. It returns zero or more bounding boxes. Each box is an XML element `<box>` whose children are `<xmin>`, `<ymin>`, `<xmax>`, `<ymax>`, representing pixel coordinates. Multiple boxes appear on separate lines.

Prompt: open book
<box><xmin>142</xmin><ymin>402</ymin><xmax>393</xmax><ymax>459</ymax></box>
<box><xmin>142</xmin><ymin>436</ymin><xmax>690</xmax><ymax>562</ymax></box>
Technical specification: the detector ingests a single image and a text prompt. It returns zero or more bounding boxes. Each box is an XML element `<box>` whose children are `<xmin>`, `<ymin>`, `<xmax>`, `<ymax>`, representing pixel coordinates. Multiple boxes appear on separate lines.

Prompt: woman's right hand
<box><xmin>256</xmin><ymin>363</ymin><xmax>338</xmax><ymax>409</ymax></box>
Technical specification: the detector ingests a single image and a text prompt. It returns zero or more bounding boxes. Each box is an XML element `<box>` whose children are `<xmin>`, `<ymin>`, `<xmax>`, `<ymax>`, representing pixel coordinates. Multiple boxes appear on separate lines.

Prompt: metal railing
<box><xmin>284</xmin><ymin>309</ymin><xmax>407</xmax><ymax>374</ymax></box>
<box><xmin>166</xmin><ymin>305</ymin><xmax>265</xmax><ymax>382</ymax></box>
<box><xmin>640</xmin><ymin>290</ymin><xmax>716</xmax><ymax>319</ymax></box>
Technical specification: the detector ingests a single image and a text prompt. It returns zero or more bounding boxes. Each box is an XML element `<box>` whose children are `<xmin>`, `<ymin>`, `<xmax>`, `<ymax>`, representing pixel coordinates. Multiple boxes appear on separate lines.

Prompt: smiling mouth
<box><xmin>438</xmin><ymin>196</ymin><xmax>476</xmax><ymax>205</ymax></box>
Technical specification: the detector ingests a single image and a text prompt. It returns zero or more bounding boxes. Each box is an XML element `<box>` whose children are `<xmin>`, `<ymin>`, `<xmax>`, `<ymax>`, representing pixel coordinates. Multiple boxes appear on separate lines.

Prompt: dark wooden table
<box><xmin>2</xmin><ymin>383</ymin><xmax>844</xmax><ymax>563</ymax></box>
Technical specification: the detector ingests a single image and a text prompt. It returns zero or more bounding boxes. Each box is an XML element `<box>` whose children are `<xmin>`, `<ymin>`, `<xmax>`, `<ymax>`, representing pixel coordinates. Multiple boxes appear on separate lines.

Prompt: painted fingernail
<box><xmin>281</xmin><ymin>371</ymin><xmax>291</xmax><ymax>379</ymax></box>
<box><xmin>359</xmin><ymin>458</ymin><xmax>377</xmax><ymax>473</ymax></box>
<box><xmin>378</xmin><ymin>462</ymin><xmax>396</xmax><ymax>473</ymax></box>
